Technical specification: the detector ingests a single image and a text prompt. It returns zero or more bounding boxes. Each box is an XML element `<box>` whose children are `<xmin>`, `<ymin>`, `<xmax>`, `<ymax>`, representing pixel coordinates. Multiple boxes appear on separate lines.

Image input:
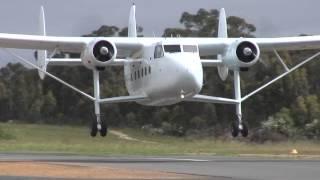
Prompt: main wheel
<box><xmin>100</xmin><ymin>120</ymin><xmax>108</xmax><ymax>137</ymax></box>
<box><xmin>240</xmin><ymin>122</ymin><xmax>249</xmax><ymax>137</ymax></box>
<box><xmin>231</xmin><ymin>121</ymin><xmax>239</xmax><ymax>137</ymax></box>
<box><xmin>90</xmin><ymin>121</ymin><xmax>98</xmax><ymax>137</ymax></box>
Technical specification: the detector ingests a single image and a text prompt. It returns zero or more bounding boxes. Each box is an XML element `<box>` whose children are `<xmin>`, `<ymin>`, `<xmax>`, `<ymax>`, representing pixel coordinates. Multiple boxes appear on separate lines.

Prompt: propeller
<box><xmin>93</xmin><ymin>41</ymin><xmax>115</xmax><ymax>62</ymax></box>
<box><xmin>236</xmin><ymin>41</ymin><xmax>258</xmax><ymax>63</ymax></box>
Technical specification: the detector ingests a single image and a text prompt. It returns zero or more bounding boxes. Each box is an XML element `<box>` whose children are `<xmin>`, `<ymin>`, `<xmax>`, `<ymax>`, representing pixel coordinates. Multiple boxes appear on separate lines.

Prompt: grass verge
<box><xmin>0</xmin><ymin>123</ymin><xmax>319</xmax><ymax>156</ymax></box>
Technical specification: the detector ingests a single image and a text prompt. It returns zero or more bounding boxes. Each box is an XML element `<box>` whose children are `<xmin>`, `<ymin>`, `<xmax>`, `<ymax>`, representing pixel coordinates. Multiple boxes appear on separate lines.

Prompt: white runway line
<box><xmin>146</xmin><ymin>158</ymin><xmax>209</xmax><ymax>162</ymax></box>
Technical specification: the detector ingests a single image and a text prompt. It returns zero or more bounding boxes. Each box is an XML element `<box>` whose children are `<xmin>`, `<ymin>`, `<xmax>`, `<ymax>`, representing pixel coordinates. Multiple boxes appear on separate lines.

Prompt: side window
<box><xmin>145</xmin><ymin>67</ymin><xmax>147</xmax><ymax>76</ymax></box>
<box><xmin>154</xmin><ymin>45</ymin><xmax>164</xmax><ymax>59</ymax></box>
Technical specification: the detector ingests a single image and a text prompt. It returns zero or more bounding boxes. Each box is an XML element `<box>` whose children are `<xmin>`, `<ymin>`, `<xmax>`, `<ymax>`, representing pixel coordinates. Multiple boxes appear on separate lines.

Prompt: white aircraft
<box><xmin>1</xmin><ymin>4</ymin><xmax>320</xmax><ymax>137</ymax></box>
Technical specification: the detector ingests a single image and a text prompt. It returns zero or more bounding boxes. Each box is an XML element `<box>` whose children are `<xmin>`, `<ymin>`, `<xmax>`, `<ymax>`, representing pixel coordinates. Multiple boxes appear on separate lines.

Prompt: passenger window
<box><xmin>145</xmin><ymin>67</ymin><xmax>147</xmax><ymax>76</ymax></box>
<box><xmin>138</xmin><ymin>70</ymin><xmax>140</xmax><ymax>79</ymax></box>
<box><xmin>141</xmin><ymin>68</ymin><xmax>144</xmax><ymax>77</ymax></box>
<box><xmin>149</xmin><ymin>66</ymin><xmax>151</xmax><ymax>74</ymax></box>
<box><xmin>134</xmin><ymin>72</ymin><xmax>137</xmax><ymax>80</ymax></box>
<box><xmin>154</xmin><ymin>45</ymin><xmax>164</xmax><ymax>59</ymax></box>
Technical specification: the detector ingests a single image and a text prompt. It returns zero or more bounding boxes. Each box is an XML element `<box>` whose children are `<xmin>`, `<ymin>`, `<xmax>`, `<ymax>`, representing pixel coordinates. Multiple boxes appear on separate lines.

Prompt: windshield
<box><xmin>164</xmin><ymin>45</ymin><xmax>181</xmax><ymax>53</ymax></box>
<box><xmin>183</xmin><ymin>45</ymin><xmax>198</xmax><ymax>53</ymax></box>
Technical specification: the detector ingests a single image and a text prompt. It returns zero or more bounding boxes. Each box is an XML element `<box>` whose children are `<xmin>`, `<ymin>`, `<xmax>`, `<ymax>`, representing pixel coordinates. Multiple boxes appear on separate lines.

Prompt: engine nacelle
<box><xmin>81</xmin><ymin>39</ymin><xmax>117</xmax><ymax>70</ymax></box>
<box><xmin>222</xmin><ymin>39</ymin><xmax>260</xmax><ymax>70</ymax></box>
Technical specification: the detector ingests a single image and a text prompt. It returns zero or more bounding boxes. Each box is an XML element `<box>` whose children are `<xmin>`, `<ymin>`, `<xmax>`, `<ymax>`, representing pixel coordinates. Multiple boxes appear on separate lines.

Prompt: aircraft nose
<box><xmin>171</xmin><ymin>54</ymin><xmax>203</xmax><ymax>96</ymax></box>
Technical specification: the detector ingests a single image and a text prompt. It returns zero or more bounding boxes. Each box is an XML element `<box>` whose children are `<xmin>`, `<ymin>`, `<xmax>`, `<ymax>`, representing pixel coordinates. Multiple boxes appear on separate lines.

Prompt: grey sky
<box><xmin>0</xmin><ymin>0</ymin><xmax>319</xmax><ymax>66</ymax></box>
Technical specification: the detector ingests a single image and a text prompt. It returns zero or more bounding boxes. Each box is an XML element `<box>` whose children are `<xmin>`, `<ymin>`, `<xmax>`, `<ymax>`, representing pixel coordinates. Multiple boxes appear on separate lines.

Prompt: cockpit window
<box><xmin>164</xmin><ymin>45</ymin><xmax>181</xmax><ymax>53</ymax></box>
<box><xmin>154</xmin><ymin>44</ymin><xmax>164</xmax><ymax>59</ymax></box>
<box><xmin>183</xmin><ymin>45</ymin><xmax>198</xmax><ymax>53</ymax></box>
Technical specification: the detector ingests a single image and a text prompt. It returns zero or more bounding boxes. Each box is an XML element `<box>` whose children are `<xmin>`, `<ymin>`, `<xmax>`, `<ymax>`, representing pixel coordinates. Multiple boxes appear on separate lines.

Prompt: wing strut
<box><xmin>242</xmin><ymin>51</ymin><xmax>320</xmax><ymax>102</ymax></box>
<box><xmin>5</xmin><ymin>49</ymin><xmax>147</xmax><ymax>138</ymax></box>
<box><xmin>187</xmin><ymin>51</ymin><xmax>320</xmax><ymax>138</ymax></box>
<box><xmin>5</xmin><ymin>49</ymin><xmax>95</xmax><ymax>101</ymax></box>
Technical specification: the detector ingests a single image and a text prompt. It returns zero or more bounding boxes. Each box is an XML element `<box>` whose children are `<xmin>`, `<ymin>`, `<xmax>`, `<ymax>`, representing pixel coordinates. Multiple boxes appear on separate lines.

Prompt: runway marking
<box><xmin>144</xmin><ymin>158</ymin><xmax>210</xmax><ymax>162</ymax></box>
<box><xmin>110</xmin><ymin>130</ymin><xmax>158</xmax><ymax>144</ymax></box>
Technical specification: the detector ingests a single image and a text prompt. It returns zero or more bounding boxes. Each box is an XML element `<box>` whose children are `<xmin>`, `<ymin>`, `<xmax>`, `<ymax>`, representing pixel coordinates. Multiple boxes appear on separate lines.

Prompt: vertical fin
<box><xmin>37</xmin><ymin>6</ymin><xmax>48</xmax><ymax>80</ymax></box>
<box><xmin>128</xmin><ymin>4</ymin><xmax>137</xmax><ymax>37</ymax></box>
<box><xmin>217</xmin><ymin>8</ymin><xmax>229</xmax><ymax>81</ymax></box>
<box><xmin>218</xmin><ymin>8</ymin><xmax>228</xmax><ymax>38</ymax></box>
<box><xmin>39</xmin><ymin>6</ymin><xmax>46</xmax><ymax>36</ymax></box>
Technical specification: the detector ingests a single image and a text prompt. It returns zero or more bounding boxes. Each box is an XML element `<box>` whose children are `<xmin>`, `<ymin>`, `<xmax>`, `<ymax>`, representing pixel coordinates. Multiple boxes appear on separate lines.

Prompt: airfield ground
<box><xmin>0</xmin><ymin>123</ymin><xmax>320</xmax><ymax>179</ymax></box>
<box><xmin>0</xmin><ymin>123</ymin><xmax>320</xmax><ymax>156</ymax></box>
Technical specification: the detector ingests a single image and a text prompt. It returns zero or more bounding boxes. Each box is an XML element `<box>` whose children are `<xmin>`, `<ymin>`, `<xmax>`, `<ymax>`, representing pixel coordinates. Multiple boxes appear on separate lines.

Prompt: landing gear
<box><xmin>240</xmin><ymin>122</ymin><xmax>248</xmax><ymax>137</ymax></box>
<box><xmin>90</xmin><ymin>120</ymin><xmax>98</xmax><ymax>137</ymax></box>
<box><xmin>231</xmin><ymin>121</ymin><xmax>249</xmax><ymax>137</ymax></box>
<box><xmin>90</xmin><ymin>116</ymin><xmax>108</xmax><ymax>137</ymax></box>
<box><xmin>100</xmin><ymin>119</ymin><xmax>108</xmax><ymax>137</ymax></box>
<box><xmin>90</xmin><ymin>70</ymin><xmax>108</xmax><ymax>137</ymax></box>
<box><xmin>231</xmin><ymin>70</ymin><xmax>249</xmax><ymax>138</ymax></box>
<box><xmin>231</xmin><ymin>121</ymin><xmax>239</xmax><ymax>137</ymax></box>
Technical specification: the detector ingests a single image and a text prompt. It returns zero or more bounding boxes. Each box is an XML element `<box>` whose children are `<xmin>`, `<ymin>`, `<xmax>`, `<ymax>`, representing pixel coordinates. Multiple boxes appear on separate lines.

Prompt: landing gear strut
<box><xmin>90</xmin><ymin>70</ymin><xmax>108</xmax><ymax>137</ymax></box>
<box><xmin>231</xmin><ymin>70</ymin><xmax>249</xmax><ymax>137</ymax></box>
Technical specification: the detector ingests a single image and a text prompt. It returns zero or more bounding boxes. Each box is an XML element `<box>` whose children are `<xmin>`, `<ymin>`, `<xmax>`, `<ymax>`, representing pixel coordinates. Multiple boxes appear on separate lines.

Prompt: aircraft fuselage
<box><xmin>124</xmin><ymin>42</ymin><xmax>203</xmax><ymax>106</ymax></box>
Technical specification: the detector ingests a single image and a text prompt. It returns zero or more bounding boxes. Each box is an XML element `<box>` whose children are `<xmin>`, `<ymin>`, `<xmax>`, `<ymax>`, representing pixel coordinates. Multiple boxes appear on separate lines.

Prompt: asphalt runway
<box><xmin>0</xmin><ymin>153</ymin><xmax>319</xmax><ymax>180</ymax></box>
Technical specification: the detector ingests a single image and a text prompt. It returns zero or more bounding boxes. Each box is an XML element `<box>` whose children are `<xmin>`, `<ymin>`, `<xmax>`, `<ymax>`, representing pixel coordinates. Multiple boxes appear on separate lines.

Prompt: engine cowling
<box><xmin>222</xmin><ymin>39</ymin><xmax>260</xmax><ymax>70</ymax></box>
<box><xmin>81</xmin><ymin>39</ymin><xmax>117</xmax><ymax>70</ymax></box>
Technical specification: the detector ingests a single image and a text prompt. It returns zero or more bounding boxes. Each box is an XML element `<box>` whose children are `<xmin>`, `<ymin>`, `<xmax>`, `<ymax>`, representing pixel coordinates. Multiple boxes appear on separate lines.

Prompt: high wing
<box><xmin>1</xmin><ymin>33</ymin><xmax>320</xmax><ymax>56</ymax></box>
<box><xmin>196</xmin><ymin>36</ymin><xmax>320</xmax><ymax>56</ymax></box>
<box><xmin>0</xmin><ymin>33</ymin><xmax>144</xmax><ymax>58</ymax></box>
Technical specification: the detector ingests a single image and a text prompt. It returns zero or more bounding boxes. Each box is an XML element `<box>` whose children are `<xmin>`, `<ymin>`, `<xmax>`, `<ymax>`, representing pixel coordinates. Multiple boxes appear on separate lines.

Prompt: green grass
<box><xmin>0</xmin><ymin>123</ymin><xmax>319</xmax><ymax>156</ymax></box>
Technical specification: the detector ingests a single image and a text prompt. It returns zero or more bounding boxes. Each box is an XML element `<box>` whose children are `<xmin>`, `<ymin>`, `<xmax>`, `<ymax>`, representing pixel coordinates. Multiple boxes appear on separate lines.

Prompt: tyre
<box><xmin>231</xmin><ymin>121</ymin><xmax>239</xmax><ymax>137</ymax></box>
<box><xmin>100</xmin><ymin>120</ymin><xmax>108</xmax><ymax>137</ymax></box>
<box><xmin>90</xmin><ymin>121</ymin><xmax>98</xmax><ymax>137</ymax></box>
<box><xmin>240</xmin><ymin>122</ymin><xmax>249</xmax><ymax>137</ymax></box>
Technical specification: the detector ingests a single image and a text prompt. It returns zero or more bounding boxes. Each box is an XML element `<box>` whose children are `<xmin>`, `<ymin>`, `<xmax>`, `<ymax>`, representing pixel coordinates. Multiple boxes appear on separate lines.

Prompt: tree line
<box><xmin>0</xmin><ymin>8</ymin><xmax>319</xmax><ymax>140</ymax></box>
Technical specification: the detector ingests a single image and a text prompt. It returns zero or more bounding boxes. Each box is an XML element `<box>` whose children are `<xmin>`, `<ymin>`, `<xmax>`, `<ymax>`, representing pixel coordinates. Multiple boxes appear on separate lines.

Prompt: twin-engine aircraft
<box><xmin>1</xmin><ymin>4</ymin><xmax>320</xmax><ymax>137</ymax></box>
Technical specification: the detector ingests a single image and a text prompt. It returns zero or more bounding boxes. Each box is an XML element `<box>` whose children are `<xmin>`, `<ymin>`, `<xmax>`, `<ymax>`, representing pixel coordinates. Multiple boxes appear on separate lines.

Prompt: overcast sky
<box><xmin>0</xmin><ymin>0</ymin><xmax>319</xmax><ymax>66</ymax></box>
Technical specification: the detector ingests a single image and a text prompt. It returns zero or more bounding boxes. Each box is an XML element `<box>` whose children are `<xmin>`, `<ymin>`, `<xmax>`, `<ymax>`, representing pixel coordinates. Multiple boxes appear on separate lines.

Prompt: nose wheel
<box><xmin>231</xmin><ymin>121</ymin><xmax>248</xmax><ymax>137</ymax></box>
